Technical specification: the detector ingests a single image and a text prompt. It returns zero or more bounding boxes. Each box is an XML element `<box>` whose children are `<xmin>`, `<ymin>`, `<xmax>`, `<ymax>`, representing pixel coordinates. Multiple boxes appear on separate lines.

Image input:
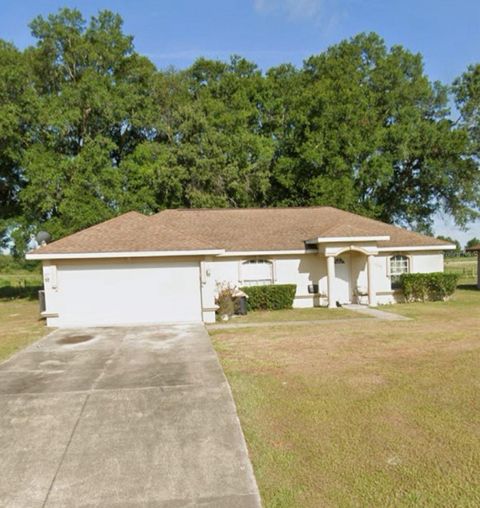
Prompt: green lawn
<box><xmin>215</xmin><ymin>306</ymin><xmax>362</xmax><ymax>324</ymax></box>
<box><xmin>0</xmin><ymin>259</ymin><xmax>46</xmax><ymax>362</ymax></box>
<box><xmin>445</xmin><ymin>257</ymin><xmax>477</xmax><ymax>285</ymax></box>
<box><xmin>0</xmin><ymin>298</ymin><xmax>47</xmax><ymax>363</ymax></box>
<box><xmin>0</xmin><ymin>272</ymin><xmax>42</xmax><ymax>287</ymax></box>
<box><xmin>0</xmin><ymin>260</ymin><xmax>43</xmax><ymax>300</ymax></box>
<box><xmin>211</xmin><ymin>288</ymin><xmax>480</xmax><ymax>507</ymax></box>
<box><xmin>381</xmin><ymin>284</ymin><xmax>480</xmax><ymax>320</ymax></box>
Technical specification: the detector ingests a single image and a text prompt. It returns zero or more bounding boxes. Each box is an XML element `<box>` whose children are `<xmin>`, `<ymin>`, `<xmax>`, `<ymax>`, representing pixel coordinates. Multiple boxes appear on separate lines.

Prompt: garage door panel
<box><xmin>56</xmin><ymin>261</ymin><xmax>202</xmax><ymax>326</ymax></box>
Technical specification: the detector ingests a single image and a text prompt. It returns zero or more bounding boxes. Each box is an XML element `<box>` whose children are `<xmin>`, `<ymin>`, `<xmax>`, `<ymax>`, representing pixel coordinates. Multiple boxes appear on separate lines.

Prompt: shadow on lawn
<box><xmin>0</xmin><ymin>285</ymin><xmax>42</xmax><ymax>301</ymax></box>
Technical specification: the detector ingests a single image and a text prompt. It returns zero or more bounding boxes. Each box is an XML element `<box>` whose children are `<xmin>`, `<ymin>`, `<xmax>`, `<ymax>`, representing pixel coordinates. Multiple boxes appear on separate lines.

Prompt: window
<box><xmin>241</xmin><ymin>259</ymin><xmax>274</xmax><ymax>286</ymax></box>
<box><xmin>389</xmin><ymin>255</ymin><xmax>409</xmax><ymax>289</ymax></box>
<box><xmin>334</xmin><ymin>257</ymin><xmax>345</xmax><ymax>265</ymax></box>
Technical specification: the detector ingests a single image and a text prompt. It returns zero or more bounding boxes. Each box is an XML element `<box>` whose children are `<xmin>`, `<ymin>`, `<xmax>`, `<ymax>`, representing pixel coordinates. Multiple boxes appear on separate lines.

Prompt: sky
<box><xmin>1</xmin><ymin>0</ymin><xmax>479</xmax><ymax>245</ymax></box>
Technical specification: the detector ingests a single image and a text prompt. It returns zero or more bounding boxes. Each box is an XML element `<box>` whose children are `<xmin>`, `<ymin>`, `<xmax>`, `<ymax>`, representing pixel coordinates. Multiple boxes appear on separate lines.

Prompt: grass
<box><xmin>445</xmin><ymin>256</ymin><xmax>477</xmax><ymax>285</ymax></box>
<box><xmin>0</xmin><ymin>259</ymin><xmax>43</xmax><ymax>300</ymax></box>
<box><xmin>445</xmin><ymin>256</ymin><xmax>477</xmax><ymax>264</ymax></box>
<box><xmin>0</xmin><ymin>298</ymin><xmax>47</xmax><ymax>363</ymax></box>
<box><xmin>0</xmin><ymin>257</ymin><xmax>46</xmax><ymax>362</ymax></box>
<box><xmin>216</xmin><ymin>306</ymin><xmax>362</xmax><ymax>324</ymax></box>
<box><xmin>381</xmin><ymin>284</ymin><xmax>480</xmax><ymax>320</ymax></box>
<box><xmin>0</xmin><ymin>271</ymin><xmax>42</xmax><ymax>284</ymax></box>
<box><xmin>211</xmin><ymin>288</ymin><xmax>480</xmax><ymax>507</ymax></box>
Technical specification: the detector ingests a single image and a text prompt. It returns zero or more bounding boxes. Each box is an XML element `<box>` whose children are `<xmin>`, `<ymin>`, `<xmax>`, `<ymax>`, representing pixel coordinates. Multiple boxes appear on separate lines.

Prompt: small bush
<box><xmin>400</xmin><ymin>273</ymin><xmax>459</xmax><ymax>302</ymax></box>
<box><xmin>240</xmin><ymin>284</ymin><xmax>296</xmax><ymax>311</ymax></box>
<box><xmin>216</xmin><ymin>282</ymin><xmax>236</xmax><ymax>317</ymax></box>
<box><xmin>0</xmin><ymin>285</ymin><xmax>42</xmax><ymax>301</ymax></box>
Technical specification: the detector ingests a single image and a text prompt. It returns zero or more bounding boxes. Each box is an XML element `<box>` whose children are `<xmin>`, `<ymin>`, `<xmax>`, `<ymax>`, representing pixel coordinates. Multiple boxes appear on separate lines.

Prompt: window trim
<box><xmin>239</xmin><ymin>258</ymin><xmax>275</xmax><ymax>286</ymax></box>
<box><xmin>388</xmin><ymin>254</ymin><xmax>410</xmax><ymax>289</ymax></box>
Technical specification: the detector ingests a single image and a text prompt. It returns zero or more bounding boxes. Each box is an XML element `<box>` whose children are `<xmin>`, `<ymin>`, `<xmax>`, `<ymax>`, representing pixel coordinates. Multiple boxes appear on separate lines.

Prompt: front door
<box><xmin>335</xmin><ymin>256</ymin><xmax>351</xmax><ymax>304</ymax></box>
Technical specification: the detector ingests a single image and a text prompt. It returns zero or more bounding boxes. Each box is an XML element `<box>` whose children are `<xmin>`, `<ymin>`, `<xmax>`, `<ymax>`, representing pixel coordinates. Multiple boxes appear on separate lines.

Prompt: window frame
<box><xmin>389</xmin><ymin>254</ymin><xmax>409</xmax><ymax>290</ymax></box>
<box><xmin>240</xmin><ymin>258</ymin><xmax>275</xmax><ymax>287</ymax></box>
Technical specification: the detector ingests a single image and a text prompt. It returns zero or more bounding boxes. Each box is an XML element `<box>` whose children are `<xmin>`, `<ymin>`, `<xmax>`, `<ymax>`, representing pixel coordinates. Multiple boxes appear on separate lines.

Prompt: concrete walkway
<box><xmin>0</xmin><ymin>325</ymin><xmax>261</xmax><ymax>508</ymax></box>
<box><xmin>343</xmin><ymin>304</ymin><xmax>412</xmax><ymax>320</ymax></box>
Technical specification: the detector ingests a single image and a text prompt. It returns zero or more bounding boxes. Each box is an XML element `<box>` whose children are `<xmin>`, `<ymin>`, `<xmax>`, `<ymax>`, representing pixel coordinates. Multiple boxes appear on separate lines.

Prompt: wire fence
<box><xmin>445</xmin><ymin>261</ymin><xmax>477</xmax><ymax>283</ymax></box>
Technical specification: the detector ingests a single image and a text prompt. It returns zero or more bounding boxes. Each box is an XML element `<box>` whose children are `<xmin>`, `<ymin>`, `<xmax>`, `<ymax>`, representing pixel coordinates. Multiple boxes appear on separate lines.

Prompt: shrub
<box><xmin>240</xmin><ymin>284</ymin><xmax>296</xmax><ymax>311</ymax></box>
<box><xmin>216</xmin><ymin>282</ymin><xmax>236</xmax><ymax>317</ymax></box>
<box><xmin>0</xmin><ymin>255</ymin><xmax>40</xmax><ymax>273</ymax></box>
<box><xmin>400</xmin><ymin>273</ymin><xmax>459</xmax><ymax>302</ymax></box>
<box><xmin>0</xmin><ymin>285</ymin><xmax>42</xmax><ymax>300</ymax></box>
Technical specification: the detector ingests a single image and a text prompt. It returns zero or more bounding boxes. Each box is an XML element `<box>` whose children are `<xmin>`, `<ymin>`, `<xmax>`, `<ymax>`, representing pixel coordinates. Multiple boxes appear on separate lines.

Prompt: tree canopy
<box><xmin>437</xmin><ymin>235</ymin><xmax>462</xmax><ymax>257</ymax></box>
<box><xmin>465</xmin><ymin>237</ymin><xmax>480</xmax><ymax>250</ymax></box>
<box><xmin>453</xmin><ymin>63</ymin><xmax>480</xmax><ymax>156</ymax></box>
<box><xmin>1</xmin><ymin>8</ymin><xmax>479</xmax><ymax>253</ymax></box>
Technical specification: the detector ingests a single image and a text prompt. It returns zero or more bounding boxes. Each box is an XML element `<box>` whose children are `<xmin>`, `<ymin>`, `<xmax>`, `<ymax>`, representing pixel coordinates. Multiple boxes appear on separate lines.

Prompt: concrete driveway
<box><xmin>0</xmin><ymin>324</ymin><xmax>261</xmax><ymax>507</ymax></box>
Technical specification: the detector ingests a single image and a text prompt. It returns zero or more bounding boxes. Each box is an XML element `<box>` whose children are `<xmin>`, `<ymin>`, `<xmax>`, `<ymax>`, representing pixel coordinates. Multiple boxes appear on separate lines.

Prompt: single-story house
<box><xmin>465</xmin><ymin>244</ymin><xmax>480</xmax><ymax>288</ymax></box>
<box><xmin>26</xmin><ymin>207</ymin><xmax>454</xmax><ymax>327</ymax></box>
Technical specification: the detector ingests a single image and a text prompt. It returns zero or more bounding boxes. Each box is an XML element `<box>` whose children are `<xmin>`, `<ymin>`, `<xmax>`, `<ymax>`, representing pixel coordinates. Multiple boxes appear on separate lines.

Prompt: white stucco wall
<box><xmin>209</xmin><ymin>254</ymin><xmax>328</xmax><ymax>308</ymax></box>
<box><xmin>374</xmin><ymin>255</ymin><xmax>393</xmax><ymax>298</ymax></box>
<box><xmin>410</xmin><ymin>252</ymin><xmax>444</xmax><ymax>273</ymax></box>
<box><xmin>275</xmin><ymin>255</ymin><xmax>327</xmax><ymax>307</ymax></box>
<box><xmin>209</xmin><ymin>251</ymin><xmax>446</xmax><ymax>308</ymax></box>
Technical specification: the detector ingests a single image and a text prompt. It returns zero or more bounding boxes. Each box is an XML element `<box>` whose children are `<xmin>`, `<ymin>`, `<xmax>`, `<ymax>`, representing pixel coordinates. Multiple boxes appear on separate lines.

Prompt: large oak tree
<box><xmin>1</xmin><ymin>9</ymin><xmax>479</xmax><ymax>251</ymax></box>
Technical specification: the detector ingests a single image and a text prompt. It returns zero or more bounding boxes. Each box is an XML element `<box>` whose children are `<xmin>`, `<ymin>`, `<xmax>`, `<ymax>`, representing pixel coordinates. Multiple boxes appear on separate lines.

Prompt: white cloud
<box><xmin>253</xmin><ymin>0</ymin><xmax>326</xmax><ymax>21</ymax></box>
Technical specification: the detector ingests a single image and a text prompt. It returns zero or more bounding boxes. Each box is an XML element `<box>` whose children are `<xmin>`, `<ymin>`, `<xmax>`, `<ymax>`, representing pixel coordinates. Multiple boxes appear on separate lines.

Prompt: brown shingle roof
<box><xmin>33</xmin><ymin>206</ymin><xmax>453</xmax><ymax>255</ymax></box>
<box><xmin>34</xmin><ymin>211</ymin><xmax>217</xmax><ymax>254</ymax></box>
<box><xmin>466</xmin><ymin>245</ymin><xmax>480</xmax><ymax>252</ymax></box>
<box><xmin>313</xmin><ymin>223</ymin><xmax>383</xmax><ymax>239</ymax></box>
<box><xmin>152</xmin><ymin>207</ymin><xmax>452</xmax><ymax>251</ymax></box>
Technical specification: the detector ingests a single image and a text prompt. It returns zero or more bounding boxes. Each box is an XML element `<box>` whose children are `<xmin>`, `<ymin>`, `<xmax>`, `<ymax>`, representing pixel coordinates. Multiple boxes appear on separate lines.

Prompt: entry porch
<box><xmin>306</xmin><ymin>236</ymin><xmax>387</xmax><ymax>309</ymax></box>
<box><xmin>321</xmin><ymin>248</ymin><xmax>378</xmax><ymax>308</ymax></box>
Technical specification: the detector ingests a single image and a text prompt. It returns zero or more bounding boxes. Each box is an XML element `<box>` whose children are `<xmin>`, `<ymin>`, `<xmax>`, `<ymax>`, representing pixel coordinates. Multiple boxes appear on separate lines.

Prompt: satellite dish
<box><xmin>36</xmin><ymin>231</ymin><xmax>51</xmax><ymax>246</ymax></box>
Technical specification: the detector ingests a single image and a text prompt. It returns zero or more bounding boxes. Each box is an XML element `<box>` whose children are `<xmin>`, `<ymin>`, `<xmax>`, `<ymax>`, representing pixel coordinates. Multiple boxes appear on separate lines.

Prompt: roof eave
<box><xmin>377</xmin><ymin>244</ymin><xmax>456</xmax><ymax>252</ymax></box>
<box><xmin>25</xmin><ymin>249</ymin><xmax>225</xmax><ymax>261</ymax></box>
<box><xmin>306</xmin><ymin>235</ymin><xmax>391</xmax><ymax>244</ymax></box>
<box><xmin>217</xmin><ymin>249</ymin><xmax>309</xmax><ymax>257</ymax></box>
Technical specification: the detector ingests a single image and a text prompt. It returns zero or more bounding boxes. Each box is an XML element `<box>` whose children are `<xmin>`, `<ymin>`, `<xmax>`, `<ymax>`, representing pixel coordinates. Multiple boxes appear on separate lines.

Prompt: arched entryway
<box><xmin>325</xmin><ymin>246</ymin><xmax>377</xmax><ymax>309</ymax></box>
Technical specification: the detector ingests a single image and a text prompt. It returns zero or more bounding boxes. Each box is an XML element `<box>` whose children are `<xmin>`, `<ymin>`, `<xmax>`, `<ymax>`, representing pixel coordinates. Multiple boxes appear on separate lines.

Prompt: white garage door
<box><xmin>55</xmin><ymin>260</ymin><xmax>202</xmax><ymax>327</ymax></box>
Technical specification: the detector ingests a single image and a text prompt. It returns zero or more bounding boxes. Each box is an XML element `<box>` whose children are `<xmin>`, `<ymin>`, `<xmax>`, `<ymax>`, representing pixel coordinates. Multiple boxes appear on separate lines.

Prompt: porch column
<box><xmin>367</xmin><ymin>254</ymin><xmax>377</xmax><ymax>307</ymax></box>
<box><xmin>327</xmin><ymin>255</ymin><xmax>336</xmax><ymax>309</ymax></box>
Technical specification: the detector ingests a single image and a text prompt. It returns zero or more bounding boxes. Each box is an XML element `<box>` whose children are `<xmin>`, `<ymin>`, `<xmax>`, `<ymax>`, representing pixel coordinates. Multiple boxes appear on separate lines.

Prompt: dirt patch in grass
<box><xmin>211</xmin><ymin>289</ymin><xmax>480</xmax><ymax>507</ymax></box>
